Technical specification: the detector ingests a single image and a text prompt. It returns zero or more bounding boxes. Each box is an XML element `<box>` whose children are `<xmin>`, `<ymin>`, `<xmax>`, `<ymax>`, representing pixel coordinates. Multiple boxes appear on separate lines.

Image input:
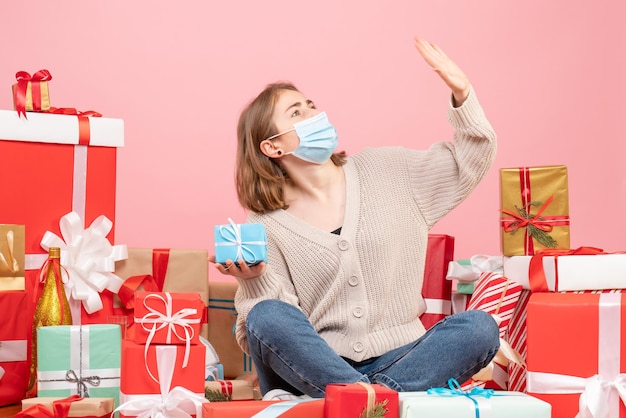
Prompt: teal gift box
<box><xmin>214</xmin><ymin>219</ymin><xmax>267</xmax><ymax>267</ymax></box>
<box><xmin>37</xmin><ymin>324</ymin><xmax>122</xmax><ymax>409</ymax></box>
<box><xmin>399</xmin><ymin>390</ymin><xmax>551</xmax><ymax>417</ymax></box>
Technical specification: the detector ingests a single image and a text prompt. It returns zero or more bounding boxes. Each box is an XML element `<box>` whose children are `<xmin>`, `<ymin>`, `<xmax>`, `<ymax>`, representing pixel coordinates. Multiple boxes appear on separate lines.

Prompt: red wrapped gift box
<box><xmin>118</xmin><ymin>340</ymin><xmax>206</xmax><ymax>417</ymax></box>
<box><xmin>420</xmin><ymin>234</ymin><xmax>455</xmax><ymax>330</ymax></box>
<box><xmin>133</xmin><ymin>291</ymin><xmax>204</xmax><ymax>346</ymax></box>
<box><xmin>202</xmin><ymin>399</ymin><xmax>324</xmax><ymax>418</ymax></box>
<box><xmin>526</xmin><ymin>291</ymin><xmax>626</xmax><ymax>418</ymax></box>
<box><xmin>0</xmin><ymin>109</ymin><xmax>124</xmax><ymax>326</ymax></box>
<box><xmin>120</xmin><ymin>339</ymin><xmax>205</xmax><ymax>394</ymax></box>
<box><xmin>324</xmin><ymin>383</ymin><xmax>399</xmax><ymax>418</ymax></box>
<box><xmin>0</xmin><ymin>291</ymin><xmax>29</xmax><ymax>407</ymax></box>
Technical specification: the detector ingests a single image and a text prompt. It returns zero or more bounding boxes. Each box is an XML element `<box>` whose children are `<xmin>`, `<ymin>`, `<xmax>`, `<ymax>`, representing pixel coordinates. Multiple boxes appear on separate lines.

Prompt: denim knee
<box><xmin>463</xmin><ymin>310</ymin><xmax>500</xmax><ymax>351</ymax></box>
<box><xmin>246</xmin><ymin>299</ymin><xmax>297</xmax><ymax>336</ymax></box>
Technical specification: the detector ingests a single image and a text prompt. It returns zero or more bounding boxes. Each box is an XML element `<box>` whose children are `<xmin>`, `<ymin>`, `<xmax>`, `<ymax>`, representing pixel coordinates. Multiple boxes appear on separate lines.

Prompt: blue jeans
<box><xmin>245</xmin><ymin>299</ymin><xmax>500</xmax><ymax>398</ymax></box>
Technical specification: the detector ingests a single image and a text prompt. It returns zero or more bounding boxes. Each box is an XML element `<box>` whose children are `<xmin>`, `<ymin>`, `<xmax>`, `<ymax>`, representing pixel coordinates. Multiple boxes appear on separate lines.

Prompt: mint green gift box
<box><xmin>399</xmin><ymin>391</ymin><xmax>551</xmax><ymax>417</ymax></box>
<box><xmin>454</xmin><ymin>259</ymin><xmax>475</xmax><ymax>294</ymax></box>
<box><xmin>37</xmin><ymin>324</ymin><xmax>121</xmax><ymax>408</ymax></box>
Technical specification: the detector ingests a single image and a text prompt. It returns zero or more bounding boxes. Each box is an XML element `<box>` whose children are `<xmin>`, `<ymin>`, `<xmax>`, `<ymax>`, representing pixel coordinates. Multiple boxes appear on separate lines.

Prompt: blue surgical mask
<box><xmin>266</xmin><ymin>112</ymin><xmax>339</xmax><ymax>164</ymax></box>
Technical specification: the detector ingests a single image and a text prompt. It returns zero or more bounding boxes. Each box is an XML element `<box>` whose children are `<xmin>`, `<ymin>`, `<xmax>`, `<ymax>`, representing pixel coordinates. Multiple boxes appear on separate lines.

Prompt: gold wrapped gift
<box><xmin>500</xmin><ymin>165</ymin><xmax>570</xmax><ymax>256</ymax></box>
<box><xmin>0</xmin><ymin>224</ymin><xmax>25</xmax><ymax>290</ymax></box>
<box><xmin>21</xmin><ymin>397</ymin><xmax>114</xmax><ymax>417</ymax></box>
<box><xmin>11</xmin><ymin>70</ymin><xmax>52</xmax><ymax>114</ymax></box>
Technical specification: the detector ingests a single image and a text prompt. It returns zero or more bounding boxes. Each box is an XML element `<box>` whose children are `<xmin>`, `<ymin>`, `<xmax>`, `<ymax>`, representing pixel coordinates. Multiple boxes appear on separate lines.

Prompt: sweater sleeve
<box><xmin>409</xmin><ymin>85</ymin><xmax>497</xmax><ymax>228</ymax></box>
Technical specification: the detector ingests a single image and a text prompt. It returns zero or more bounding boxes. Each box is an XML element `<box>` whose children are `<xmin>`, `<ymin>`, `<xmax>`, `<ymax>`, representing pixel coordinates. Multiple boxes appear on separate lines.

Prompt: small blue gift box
<box><xmin>214</xmin><ymin>219</ymin><xmax>268</xmax><ymax>267</ymax></box>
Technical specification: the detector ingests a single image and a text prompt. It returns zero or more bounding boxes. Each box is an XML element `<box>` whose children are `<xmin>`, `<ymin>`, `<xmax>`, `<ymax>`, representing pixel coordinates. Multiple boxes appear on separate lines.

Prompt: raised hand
<box><xmin>414</xmin><ymin>36</ymin><xmax>471</xmax><ymax>106</ymax></box>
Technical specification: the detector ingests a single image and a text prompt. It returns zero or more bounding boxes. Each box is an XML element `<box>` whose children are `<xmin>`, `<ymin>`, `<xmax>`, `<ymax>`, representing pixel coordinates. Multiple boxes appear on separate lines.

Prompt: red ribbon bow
<box><xmin>14</xmin><ymin>69</ymin><xmax>52</xmax><ymax>118</ymax></box>
<box><xmin>15</xmin><ymin>395</ymin><xmax>82</xmax><ymax>418</ymax></box>
<box><xmin>501</xmin><ymin>194</ymin><xmax>557</xmax><ymax>234</ymax></box>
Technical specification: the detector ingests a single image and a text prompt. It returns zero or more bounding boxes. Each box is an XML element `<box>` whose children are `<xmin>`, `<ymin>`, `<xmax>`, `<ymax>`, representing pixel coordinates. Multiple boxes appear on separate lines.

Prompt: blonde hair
<box><xmin>236</xmin><ymin>82</ymin><xmax>346</xmax><ymax>213</ymax></box>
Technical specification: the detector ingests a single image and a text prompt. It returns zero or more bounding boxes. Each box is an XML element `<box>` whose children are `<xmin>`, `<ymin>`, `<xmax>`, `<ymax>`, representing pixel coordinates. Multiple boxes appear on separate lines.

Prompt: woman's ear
<box><xmin>260</xmin><ymin>139</ymin><xmax>282</xmax><ymax>159</ymax></box>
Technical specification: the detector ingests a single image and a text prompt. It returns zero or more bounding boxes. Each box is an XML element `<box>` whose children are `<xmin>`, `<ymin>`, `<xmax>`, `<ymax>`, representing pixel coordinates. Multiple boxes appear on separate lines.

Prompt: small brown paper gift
<box><xmin>21</xmin><ymin>396</ymin><xmax>114</xmax><ymax>417</ymax></box>
<box><xmin>500</xmin><ymin>165</ymin><xmax>570</xmax><ymax>256</ymax></box>
<box><xmin>205</xmin><ymin>379</ymin><xmax>257</xmax><ymax>401</ymax></box>
<box><xmin>114</xmin><ymin>248</ymin><xmax>209</xmax><ymax>339</ymax></box>
<box><xmin>208</xmin><ymin>281</ymin><xmax>257</xmax><ymax>379</ymax></box>
<box><xmin>0</xmin><ymin>224</ymin><xmax>25</xmax><ymax>290</ymax></box>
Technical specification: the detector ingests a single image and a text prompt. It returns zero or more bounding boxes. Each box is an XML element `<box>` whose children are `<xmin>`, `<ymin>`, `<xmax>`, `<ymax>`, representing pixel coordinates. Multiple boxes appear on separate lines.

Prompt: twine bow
<box><xmin>14</xmin><ymin>69</ymin><xmax>52</xmax><ymax>118</ymax></box>
<box><xmin>427</xmin><ymin>378</ymin><xmax>495</xmax><ymax>418</ymax></box>
<box><xmin>215</xmin><ymin>218</ymin><xmax>266</xmax><ymax>265</ymax></box>
<box><xmin>65</xmin><ymin>369</ymin><xmax>100</xmax><ymax>397</ymax></box>
<box><xmin>39</xmin><ymin>211</ymin><xmax>128</xmax><ymax>315</ymax></box>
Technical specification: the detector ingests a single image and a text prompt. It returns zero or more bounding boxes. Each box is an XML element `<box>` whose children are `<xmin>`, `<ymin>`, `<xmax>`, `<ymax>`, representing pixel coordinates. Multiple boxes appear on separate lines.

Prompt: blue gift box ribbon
<box><xmin>215</xmin><ymin>218</ymin><xmax>266</xmax><ymax>265</ymax></box>
<box><xmin>427</xmin><ymin>378</ymin><xmax>495</xmax><ymax>418</ymax></box>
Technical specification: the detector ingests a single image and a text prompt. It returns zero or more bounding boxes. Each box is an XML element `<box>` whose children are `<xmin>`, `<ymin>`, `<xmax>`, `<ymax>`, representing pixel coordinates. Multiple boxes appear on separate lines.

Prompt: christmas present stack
<box><xmin>446</xmin><ymin>164</ymin><xmax>626</xmax><ymax>418</ymax></box>
<box><xmin>1</xmin><ymin>69</ymin><xmax>126</xmax><ymax>327</ymax></box>
<box><xmin>1</xmin><ymin>70</ymin><xmax>129</xmax><ymax>411</ymax></box>
<box><xmin>115</xmin><ymin>290</ymin><xmax>209</xmax><ymax>417</ymax></box>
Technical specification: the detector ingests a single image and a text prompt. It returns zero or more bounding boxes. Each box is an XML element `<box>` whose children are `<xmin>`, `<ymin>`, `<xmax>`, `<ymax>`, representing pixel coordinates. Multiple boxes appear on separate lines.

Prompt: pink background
<box><xmin>2</xmin><ymin>2</ymin><xmax>625</xmax><ymax>277</ymax></box>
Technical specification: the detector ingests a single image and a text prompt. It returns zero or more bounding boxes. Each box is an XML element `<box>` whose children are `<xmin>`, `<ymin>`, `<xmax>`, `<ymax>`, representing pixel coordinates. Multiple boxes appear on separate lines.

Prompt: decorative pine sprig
<box><xmin>359</xmin><ymin>400</ymin><xmax>389</xmax><ymax>418</ymax></box>
<box><xmin>204</xmin><ymin>388</ymin><xmax>231</xmax><ymax>402</ymax></box>
<box><xmin>508</xmin><ymin>201</ymin><xmax>558</xmax><ymax>248</ymax></box>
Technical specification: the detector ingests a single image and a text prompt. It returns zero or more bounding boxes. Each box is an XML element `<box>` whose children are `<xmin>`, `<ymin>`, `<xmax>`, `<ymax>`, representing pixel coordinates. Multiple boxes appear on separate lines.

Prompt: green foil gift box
<box><xmin>37</xmin><ymin>324</ymin><xmax>121</xmax><ymax>408</ymax></box>
<box><xmin>500</xmin><ymin>165</ymin><xmax>570</xmax><ymax>256</ymax></box>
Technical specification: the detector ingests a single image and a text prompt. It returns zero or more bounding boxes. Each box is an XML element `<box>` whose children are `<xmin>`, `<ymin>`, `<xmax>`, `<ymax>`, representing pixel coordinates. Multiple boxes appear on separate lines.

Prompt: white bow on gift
<box><xmin>114</xmin><ymin>345</ymin><xmax>208</xmax><ymax>418</ymax></box>
<box><xmin>446</xmin><ymin>255</ymin><xmax>504</xmax><ymax>284</ymax></box>
<box><xmin>215</xmin><ymin>218</ymin><xmax>265</xmax><ymax>265</ymax></box>
<box><xmin>39</xmin><ymin>211</ymin><xmax>128</xmax><ymax>314</ymax></box>
<box><xmin>137</xmin><ymin>292</ymin><xmax>200</xmax><ymax>382</ymax></box>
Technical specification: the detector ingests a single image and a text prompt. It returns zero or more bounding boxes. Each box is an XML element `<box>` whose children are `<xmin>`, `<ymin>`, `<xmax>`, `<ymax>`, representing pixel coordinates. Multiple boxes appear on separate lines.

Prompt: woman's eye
<box><xmin>291</xmin><ymin>110</ymin><xmax>300</xmax><ymax>117</ymax></box>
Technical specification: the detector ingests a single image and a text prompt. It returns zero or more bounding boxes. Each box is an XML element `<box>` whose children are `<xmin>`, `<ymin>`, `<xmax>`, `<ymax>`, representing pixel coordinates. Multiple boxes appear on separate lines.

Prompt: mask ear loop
<box><xmin>264</xmin><ymin>127</ymin><xmax>295</xmax><ymax>141</ymax></box>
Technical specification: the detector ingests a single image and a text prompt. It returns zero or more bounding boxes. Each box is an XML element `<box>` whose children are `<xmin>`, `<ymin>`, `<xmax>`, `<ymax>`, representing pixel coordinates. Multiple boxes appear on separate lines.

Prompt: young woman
<box><xmin>212</xmin><ymin>36</ymin><xmax>499</xmax><ymax>399</ymax></box>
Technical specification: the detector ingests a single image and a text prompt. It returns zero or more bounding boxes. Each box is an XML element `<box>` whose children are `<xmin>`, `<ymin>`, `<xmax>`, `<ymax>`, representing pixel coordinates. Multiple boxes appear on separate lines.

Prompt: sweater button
<box><xmin>337</xmin><ymin>240</ymin><xmax>350</xmax><ymax>251</ymax></box>
<box><xmin>348</xmin><ymin>275</ymin><xmax>359</xmax><ymax>286</ymax></box>
<box><xmin>353</xmin><ymin>307</ymin><xmax>363</xmax><ymax>317</ymax></box>
<box><xmin>353</xmin><ymin>341</ymin><xmax>364</xmax><ymax>352</ymax></box>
